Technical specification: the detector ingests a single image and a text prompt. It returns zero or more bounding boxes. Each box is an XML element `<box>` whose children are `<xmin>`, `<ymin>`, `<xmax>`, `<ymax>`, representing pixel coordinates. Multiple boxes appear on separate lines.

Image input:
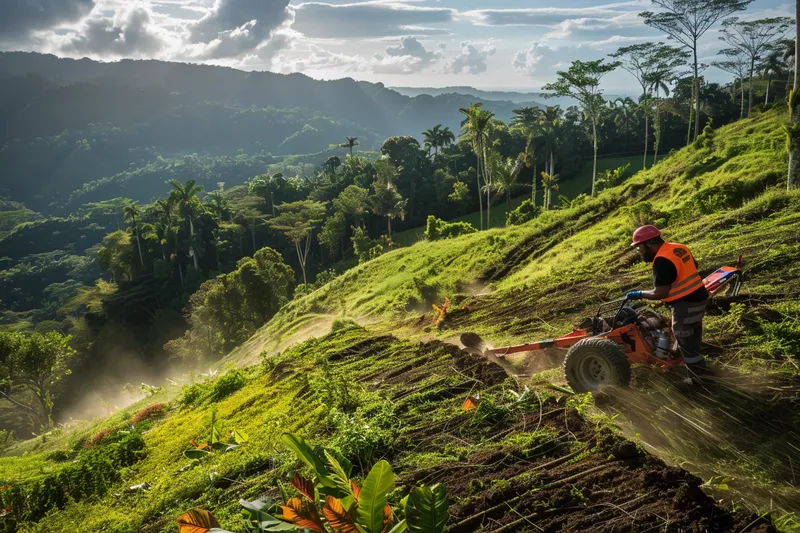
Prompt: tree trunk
<box><xmin>135</xmin><ymin>226</ymin><xmax>144</xmax><ymax>268</ymax></box>
<box><xmin>740</xmin><ymin>78</ymin><xmax>746</xmax><ymax>119</ymax></box>
<box><xmin>790</xmin><ymin>2</ymin><xmax>800</xmax><ymax>190</ymax></box>
<box><xmin>591</xmin><ymin>119</ymin><xmax>598</xmax><ymax>197</ymax></box>
<box><xmin>765</xmin><ymin>74</ymin><xmax>772</xmax><ymax>106</ymax></box>
<box><xmin>693</xmin><ymin>50</ymin><xmax>701</xmax><ymax>141</ymax></box>
<box><xmin>270</xmin><ymin>192</ymin><xmax>275</xmax><ymax>217</ymax></box>
<box><xmin>476</xmin><ymin>144</ymin><xmax>484</xmax><ymax>230</ymax></box>
<box><xmin>252</xmin><ymin>216</ymin><xmax>257</xmax><ymax>253</ymax></box>
<box><xmin>295</xmin><ymin>239</ymin><xmax>308</xmax><ymax>289</ymax></box>
<box><xmin>388</xmin><ymin>216</ymin><xmax>392</xmax><ymax>240</ymax></box>
<box><xmin>747</xmin><ymin>59</ymin><xmax>755</xmax><ymax>117</ymax></box>
<box><xmin>189</xmin><ymin>218</ymin><xmax>199</xmax><ymax>270</ymax></box>
<box><xmin>686</xmin><ymin>103</ymin><xmax>694</xmax><ymax>147</ymax></box>
<box><xmin>643</xmin><ymin>112</ymin><xmax>649</xmax><ymax>170</ymax></box>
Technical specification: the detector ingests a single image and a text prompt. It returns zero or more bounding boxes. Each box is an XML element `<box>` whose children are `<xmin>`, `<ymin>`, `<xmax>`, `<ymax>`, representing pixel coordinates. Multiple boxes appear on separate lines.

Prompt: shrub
<box><xmin>131</xmin><ymin>403</ymin><xmax>167</xmax><ymax>425</ymax></box>
<box><xmin>425</xmin><ymin>216</ymin><xmax>477</xmax><ymax>240</ymax></box>
<box><xmin>212</xmin><ymin>370</ymin><xmax>246</xmax><ymax>400</ymax></box>
<box><xmin>180</xmin><ymin>383</ymin><xmax>206</xmax><ymax>407</ymax></box>
<box><xmin>86</xmin><ymin>427</ymin><xmax>116</xmax><ymax>449</ymax></box>
<box><xmin>330</xmin><ymin>319</ymin><xmax>362</xmax><ymax>333</ymax></box>
<box><xmin>506</xmin><ymin>199</ymin><xmax>542</xmax><ymax>226</ymax></box>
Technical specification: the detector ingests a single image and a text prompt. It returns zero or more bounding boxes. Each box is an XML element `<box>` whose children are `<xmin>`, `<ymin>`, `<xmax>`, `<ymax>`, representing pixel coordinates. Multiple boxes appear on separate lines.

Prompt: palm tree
<box><xmin>123</xmin><ymin>203</ymin><xmax>145</xmax><ymax>268</ymax></box>
<box><xmin>541</xmin><ymin>171</ymin><xmax>560</xmax><ymax>211</ymax></box>
<box><xmin>512</xmin><ymin>106</ymin><xmax>546</xmax><ymax>205</ymax></box>
<box><xmin>340</xmin><ymin>137</ymin><xmax>360</xmax><ymax>157</ymax></box>
<box><xmin>423</xmin><ymin>125</ymin><xmax>440</xmax><ymax>157</ymax></box>
<box><xmin>492</xmin><ymin>154</ymin><xmax>523</xmax><ymax>212</ymax></box>
<box><xmin>539</xmin><ymin>107</ymin><xmax>564</xmax><ymax>183</ymax></box>
<box><xmin>168</xmin><ymin>179</ymin><xmax>204</xmax><ymax>270</ymax></box>
<box><xmin>460</xmin><ymin>104</ymin><xmax>496</xmax><ymax>229</ymax></box>
<box><xmin>612</xmin><ymin>97</ymin><xmax>638</xmax><ymax>150</ymax></box>
<box><xmin>437</xmin><ymin>126</ymin><xmax>456</xmax><ymax>158</ymax></box>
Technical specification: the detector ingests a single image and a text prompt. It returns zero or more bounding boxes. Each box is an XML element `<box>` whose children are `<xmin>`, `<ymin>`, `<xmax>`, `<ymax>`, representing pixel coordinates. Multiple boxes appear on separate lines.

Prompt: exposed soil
<box><xmin>324</xmin><ymin>332</ymin><xmax>777</xmax><ymax>532</ymax></box>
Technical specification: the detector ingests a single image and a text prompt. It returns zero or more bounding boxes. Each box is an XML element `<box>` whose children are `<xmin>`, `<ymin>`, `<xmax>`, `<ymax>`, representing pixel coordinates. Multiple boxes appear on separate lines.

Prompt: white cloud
<box><xmin>444</xmin><ymin>41</ymin><xmax>495</xmax><ymax>75</ymax></box>
<box><xmin>373</xmin><ymin>37</ymin><xmax>442</xmax><ymax>74</ymax></box>
<box><xmin>292</xmin><ymin>2</ymin><xmax>453</xmax><ymax>39</ymax></box>
<box><xmin>187</xmin><ymin>0</ymin><xmax>292</xmax><ymax>58</ymax></box>
<box><xmin>63</xmin><ymin>2</ymin><xmax>173</xmax><ymax>56</ymax></box>
<box><xmin>512</xmin><ymin>43</ymin><xmax>555</xmax><ymax>76</ymax></box>
<box><xmin>0</xmin><ymin>0</ymin><xmax>96</xmax><ymax>42</ymax></box>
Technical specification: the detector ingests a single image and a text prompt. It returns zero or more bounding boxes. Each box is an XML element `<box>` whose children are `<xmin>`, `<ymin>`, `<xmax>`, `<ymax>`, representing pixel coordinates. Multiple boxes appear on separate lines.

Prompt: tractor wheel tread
<box><xmin>563</xmin><ymin>338</ymin><xmax>631</xmax><ymax>393</ymax></box>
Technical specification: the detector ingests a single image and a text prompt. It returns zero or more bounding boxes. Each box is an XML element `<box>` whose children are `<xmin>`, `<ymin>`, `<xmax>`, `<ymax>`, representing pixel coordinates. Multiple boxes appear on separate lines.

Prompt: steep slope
<box><xmin>0</xmin><ymin>110</ymin><xmax>798</xmax><ymax>533</ymax></box>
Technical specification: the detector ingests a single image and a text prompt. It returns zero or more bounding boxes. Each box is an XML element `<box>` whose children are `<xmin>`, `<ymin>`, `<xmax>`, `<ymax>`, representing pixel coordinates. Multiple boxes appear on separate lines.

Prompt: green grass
<box><xmin>0</xmin><ymin>209</ymin><xmax>40</xmax><ymax>239</ymax></box>
<box><xmin>2</xmin><ymin>109</ymin><xmax>800</xmax><ymax>532</ymax></box>
<box><xmin>557</xmin><ymin>155</ymin><xmax>645</xmax><ymax>200</ymax></box>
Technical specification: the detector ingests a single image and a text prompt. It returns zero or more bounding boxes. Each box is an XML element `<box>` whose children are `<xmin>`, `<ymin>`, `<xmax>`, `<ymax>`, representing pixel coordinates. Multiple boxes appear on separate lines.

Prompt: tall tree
<box><xmin>641</xmin><ymin>0</ymin><xmax>752</xmax><ymax>141</ymax></box>
<box><xmin>720</xmin><ymin>17</ymin><xmax>793</xmax><ymax>116</ymax></box>
<box><xmin>491</xmin><ymin>154</ymin><xmax>523</xmax><ymax>212</ymax></box>
<box><xmin>123</xmin><ymin>202</ymin><xmax>145</xmax><ymax>269</ymax></box>
<box><xmin>511</xmin><ymin>106</ymin><xmax>546</xmax><ymax>204</ymax></box>
<box><xmin>249</xmin><ymin>172</ymin><xmax>285</xmax><ymax>217</ymax></box>
<box><xmin>370</xmin><ymin>159</ymin><xmax>408</xmax><ymax>240</ymax></box>
<box><xmin>0</xmin><ymin>331</ymin><xmax>77</xmax><ymax>431</ymax></box>
<box><xmin>423</xmin><ymin>125</ymin><xmax>442</xmax><ymax>157</ymax></box>
<box><xmin>789</xmin><ymin>3</ymin><xmax>800</xmax><ymax>189</ymax></box>
<box><xmin>267</xmin><ymin>200</ymin><xmax>326</xmax><ymax>288</ymax></box>
<box><xmin>459</xmin><ymin>104</ymin><xmax>496</xmax><ymax>229</ymax></box>
<box><xmin>713</xmin><ymin>49</ymin><xmax>750</xmax><ymax>118</ymax></box>
<box><xmin>544</xmin><ymin>59</ymin><xmax>619</xmax><ymax>196</ymax></box>
<box><xmin>611</xmin><ymin>42</ymin><xmax>689</xmax><ymax>169</ymax></box>
<box><xmin>168</xmin><ymin>179</ymin><xmax>204</xmax><ymax>270</ymax></box>
<box><xmin>340</xmin><ymin>137</ymin><xmax>360</xmax><ymax>157</ymax></box>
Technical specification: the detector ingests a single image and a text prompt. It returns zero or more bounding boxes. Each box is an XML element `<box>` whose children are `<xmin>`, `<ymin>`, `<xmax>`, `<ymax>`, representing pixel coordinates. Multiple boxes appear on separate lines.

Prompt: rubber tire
<box><xmin>563</xmin><ymin>338</ymin><xmax>631</xmax><ymax>393</ymax></box>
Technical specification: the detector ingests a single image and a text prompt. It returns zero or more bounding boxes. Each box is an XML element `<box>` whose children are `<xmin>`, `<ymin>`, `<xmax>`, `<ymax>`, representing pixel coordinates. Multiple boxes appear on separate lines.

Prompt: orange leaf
<box><xmin>323</xmin><ymin>496</ymin><xmax>360</xmax><ymax>533</ymax></box>
<box><xmin>350</xmin><ymin>480</ymin><xmax>361</xmax><ymax>500</ymax></box>
<box><xmin>292</xmin><ymin>473</ymin><xmax>315</xmax><ymax>501</ymax></box>
<box><xmin>463</xmin><ymin>396</ymin><xmax>479</xmax><ymax>411</ymax></box>
<box><xmin>177</xmin><ymin>509</ymin><xmax>220</xmax><ymax>533</ymax></box>
<box><xmin>381</xmin><ymin>503</ymin><xmax>394</xmax><ymax>532</ymax></box>
<box><xmin>280</xmin><ymin>498</ymin><xmax>326</xmax><ymax>533</ymax></box>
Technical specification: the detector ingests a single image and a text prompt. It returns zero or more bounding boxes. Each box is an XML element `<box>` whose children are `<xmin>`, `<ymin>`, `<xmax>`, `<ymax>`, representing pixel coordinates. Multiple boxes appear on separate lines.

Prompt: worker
<box><xmin>624</xmin><ymin>225</ymin><xmax>710</xmax><ymax>378</ymax></box>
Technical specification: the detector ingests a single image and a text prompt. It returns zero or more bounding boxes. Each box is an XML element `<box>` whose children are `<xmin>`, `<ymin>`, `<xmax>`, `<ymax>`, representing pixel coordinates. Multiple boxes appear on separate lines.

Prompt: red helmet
<box><xmin>631</xmin><ymin>225</ymin><xmax>661</xmax><ymax>247</ymax></box>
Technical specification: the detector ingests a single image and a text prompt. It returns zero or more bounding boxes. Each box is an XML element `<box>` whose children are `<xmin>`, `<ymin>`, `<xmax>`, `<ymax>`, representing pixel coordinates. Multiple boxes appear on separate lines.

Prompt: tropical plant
<box><xmin>459</xmin><ymin>103</ymin><xmax>496</xmax><ymax>229</ymax></box>
<box><xmin>713</xmin><ymin>48</ymin><xmax>750</xmax><ymax>118</ymax></box>
<box><xmin>719</xmin><ymin>17</ymin><xmax>793</xmax><ymax>116</ymax></box>
<box><xmin>184</xmin><ymin>433</ymin><xmax>450</xmax><ymax>533</ymax></box>
<box><xmin>422</xmin><ymin>125</ymin><xmax>455</xmax><ymax>159</ymax></box>
<box><xmin>123</xmin><ymin>202</ymin><xmax>145</xmax><ymax>268</ymax></box>
<box><xmin>369</xmin><ymin>159</ymin><xmax>407</xmax><ymax>240</ymax></box>
<box><xmin>540</xmin><ymin>171</ymin><xmax>560</xmax><ymax>210</ymax></box>
<box><xmin>0</xmin><ymin>331</ymin><xmax>77</xmax><ymax>431</ymax></box>
<box><xmin>250</xmin><ymin>173</ymin><xmax>286</xmax><ymax>217</ymax></box>
<box><xmin>641</xmin><ymin>0</ymin><xmax>752</xmax><ymax>140</ymax></box>
<box><xmin>340</xmin><ymin>137</ymin><xmax>360</xmax><ymax>158</ymax></box>
<box><xmin>761</xmin><ymin>48</ymin><xmax>786</xmax><ymax>105</ymax></box>
<box><xmin>169</xmin><ymin>179</ymin><xmax>204</xmax><ymax>270</ymax></box>
<box><xmin>267</xmin><ymin>201</ymin><xmax>326</xmax><ymax>288</ymax></box>
<box><xmin>544</xmin><ymin>59</ymin><xmax>619</xmax><ymax>196</ymax></box>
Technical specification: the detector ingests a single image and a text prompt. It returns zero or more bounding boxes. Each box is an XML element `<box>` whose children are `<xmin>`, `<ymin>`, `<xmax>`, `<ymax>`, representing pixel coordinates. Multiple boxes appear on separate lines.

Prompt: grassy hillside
<box><xmin>1</xmin><ymin>110</ymin><xmax>799</xmax><ymax>532</ymax></box>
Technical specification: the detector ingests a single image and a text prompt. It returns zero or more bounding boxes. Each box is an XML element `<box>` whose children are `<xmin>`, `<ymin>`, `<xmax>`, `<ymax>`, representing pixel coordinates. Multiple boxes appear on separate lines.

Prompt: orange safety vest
<box><xmin>653</xmin><ymin>242</ymin><xmax>704</xmax><ymax>303</ymax></box>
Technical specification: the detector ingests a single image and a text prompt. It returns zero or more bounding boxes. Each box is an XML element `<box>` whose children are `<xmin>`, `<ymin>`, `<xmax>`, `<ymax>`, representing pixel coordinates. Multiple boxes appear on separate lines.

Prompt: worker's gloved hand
<box><xmin>625</xmin><ymin>291</ymin><xmax>643</xmax><ymax>301</ymax></box>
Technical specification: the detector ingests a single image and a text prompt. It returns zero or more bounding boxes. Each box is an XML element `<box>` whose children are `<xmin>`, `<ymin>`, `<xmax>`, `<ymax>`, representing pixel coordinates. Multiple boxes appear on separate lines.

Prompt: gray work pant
<box><xmin>671</xmin><ymin>299</ymin><xmax>708</xmax><ymax>374</ymax></box>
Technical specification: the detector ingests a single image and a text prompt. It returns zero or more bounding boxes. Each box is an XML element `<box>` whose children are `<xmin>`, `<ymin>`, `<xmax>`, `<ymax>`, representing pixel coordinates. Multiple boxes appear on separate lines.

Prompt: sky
<box><xmin>0</xmin><ymin>0</ymin><xmax>792</xmax><ymax>92</ymax></box>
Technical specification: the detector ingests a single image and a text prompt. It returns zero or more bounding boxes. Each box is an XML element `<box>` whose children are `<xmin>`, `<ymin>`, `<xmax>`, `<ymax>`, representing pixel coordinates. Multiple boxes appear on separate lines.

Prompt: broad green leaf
<box><xmin>326</xmin><ymin>448</ymin><xmax>353</xmax><ymax>478</ymax></box>
<box><xmin>262</xmin><ymin>520</ymin><xmax>297</xmax><ymax>531</ymax></box>
<box><xmin>239</xmin><ymin>499</ymin><xmax>273</xmax><ymax>513</ymax></box>
<box><xmin>324</xmin><ymin>450</ymin><xmax>354</xmax><ymax>498</ymax></box>
<box><xmin>406</xmin><ymin>485</ymin><xmax>448</xmax><ymax>533</ymax></box>
<box><xmin>356</xmin><ymin>460</ymin><xmax>394</xmax><ymax>533</ymax></box>
<box><xmin>184</xmin><ymin>449</ymin><xmax>211</xmax><ymax>460</ymax></box>
<box><xmin>211</xmin><ymin>423</ymin><xmax>220</xmax><ymax>444</ymax></box>
<box><xmin>281</xmin><ymin>433</ymin><xmax>338</xmax><ymax>490</ymax></box>
<box><xmin>387</xmin><ymin>520</ymin><xmax>407</xmax><ymax>533</ymax></box>
<box><xmin>233</xmin><ymin>429</ymin><xmax>249</xmax><ymax>444</ymax></box>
